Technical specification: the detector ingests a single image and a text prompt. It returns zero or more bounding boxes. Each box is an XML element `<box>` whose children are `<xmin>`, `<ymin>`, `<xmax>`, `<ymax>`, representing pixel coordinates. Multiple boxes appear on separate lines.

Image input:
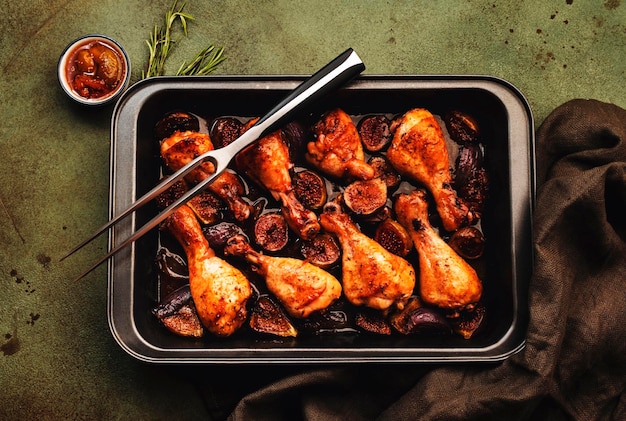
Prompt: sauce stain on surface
<box><xmin>11</xmin><ymin>269</ymin><xmax>35</xmax><ymax>294</ymax></box>
<box><xmin>37</xmin><ymin>253</ymin><xmax>51</xmax><ymax>269</ymax></box>
<box><xmin>27</xmin><ymin>313</ymin><xmax>40</xmax><ymax>326</ymax></box>
<box><xmin>1</xmin><ymin>314</ymin><xmax>20</xmax><ymax>356</ymax></box>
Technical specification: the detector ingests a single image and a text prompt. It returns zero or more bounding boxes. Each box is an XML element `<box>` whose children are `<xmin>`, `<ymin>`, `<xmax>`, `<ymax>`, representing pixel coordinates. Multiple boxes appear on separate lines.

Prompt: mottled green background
<box><xmin>1</xmin><ymin>0</ymin><xmax>625</xmax><ymax>419</ymax></box>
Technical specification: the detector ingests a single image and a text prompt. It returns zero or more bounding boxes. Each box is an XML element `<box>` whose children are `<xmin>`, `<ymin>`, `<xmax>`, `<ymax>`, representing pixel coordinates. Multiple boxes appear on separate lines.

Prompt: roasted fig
<box><xmin>444</xmin><ymin>110</ymin><xmax>480</xmax><ymax>144</ymax></box>
<box><xmin>450</xmin><ymin>302</ymin><xmax>486</xmax><ymax>339</ymax></box>
<box><xmin>343</xmin><ymin>177</ymin><xmax>388</xmax><ymax>215</ymax></box>
<box><xmin>389</xmin><ymin>296</ymin><xmax>451</xmax><ymax>335</ymax></box>
<box><xmin>357</xmin><ymin>114</ymin><xmax>392</xmax><ymax>152</ymax></box>
<box><xmin>300</xmin><ymin>233</ymin><xmax>341</xmax><ymax>269</ymax></box>
<box><xmin>448</xmin><ymin>226</ymin><xmax>485</xmax><ymax>260</ymax></box>
<box><xmin>249</xmin><ymin>295</ymin><xmax>298</xmax><ymax>337</ymax></box>
<box><xmin>155</xmin><ymin>177</ymin><xmax>188</xmax><ymax>209</ymax></box>
<box><xmin>210</xmin><ymin>117</ymin><xmax>243</xmax><ymax>148</ymax></box>
<box><xmin>254</xmin><ymin>212</ymin><xmax>289</xmax><ymax>252</ymax></box>
<box><xmin>187</xmin><ymin>190</ymin><xmax>223</xmax><ymax>225</ymax></box>
<box><xmin>368</xmin><ymin>155</ymin><xmax>401</xmax><ymax>189</ymax></box>
<box><xmin>374</xmin><ymin>218</ymin><xmax>413</xmax><ymax>257</ymax></box>
<box><xmin>293</xmin><ymin>169</ymin><xmax>328</xmax><ymax>210</ymax></box>
<box><xmin>355</xmin><ymin>309</ymin><xmax>392</xmax><ymax>335</ymax></box>
<box><xmin>202</xmin><ymin>222</ymin><xmax>246</xmax><ymax>248</ymax></box>
<box><xmin>154</xmin><ymin>111</ymin><xmax>200</xmax><ymax>141</ymax></box>
<box><xmin>152</xmin><ymin>285</ymin><xmax>204</xmax><ymax>338</ymax></box>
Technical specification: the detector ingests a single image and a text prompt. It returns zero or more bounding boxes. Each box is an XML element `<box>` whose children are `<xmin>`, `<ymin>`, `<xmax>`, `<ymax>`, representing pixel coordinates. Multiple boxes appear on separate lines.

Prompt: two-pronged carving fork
<box><xmin>63</xmin><ymin>48</ymin><xmax>365</xmax><ymax>281</ymax></box>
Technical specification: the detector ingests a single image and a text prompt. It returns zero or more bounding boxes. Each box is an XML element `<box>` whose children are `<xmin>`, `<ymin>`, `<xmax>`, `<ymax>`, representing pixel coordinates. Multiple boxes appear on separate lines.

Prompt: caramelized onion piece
<box><xmin>210</xmin><ymin>117</ymin><xmax>243</xmax><ymax>148</ymax></box>
<box><xmin>455</xmin><ymin>143</ymin><xmax>484</xmax><ymax>185</ymax></box>
<box><xmin>254</xmin><ymin>213</ymin><xmax>289</xmax><ymax>252</ymax></box>
<box><xmin>249</xmin><ymin>295</ymin><xmax>298</xmax><ymax>337</ymax></box>
<box><xmin>282</xmin><ymin>120</ymin><xmax>311</xmax><ymax>162</ymax></box>
<box><xmin>154</xmin><ymin>111</ymin><xmax>200</xmax><ymax>141</ymax></box>
<box><xmin>448</xmin><ymin>226</ymin><xmax>485</xmax><ymax>260</ymax></box>
<box><xmin>297</xmin><ymin>301</ymin><xmax>355</xmax><ymax>334</ymax></box>
<box><xmin>374</xmin><ymin>218</ymin><xmax>413</xmax><ymax>257</ymax></box>
<box><xmin>368</xmin><ymin>155</ymin><xmax>401</xmax><ymax>189</ymax></box>
<box><xmin>444</xmin><ymin>110</ymin><xmax>480</xmax><ymax>144</ymax></box>
<box><xmin>152</xmin><ymin>285</ymin><xmax>204</xmax><ymax>338</ymax></box>
<box><xmin>343</xmin><ymin>177</ymin><xmax>388</xmax><ymax>215</ymax></box>
<box><xmin>300</xmin><ymin>233</ymin><xmax>341</xmax><ymax>269</ymax></box>
<box><xmin>358</xmin><ymin>205</ymin><xmax>392</xmax><ymax>224</ymax></box>
<box><xmin>293</xmin><ymin>169</ymin><xmax>328</xmax><ymax>210</ymax></box>
<box><xmin>455</xmin><ymin>144</ymin><xmax>489</xmax><ymax>219</ymax></box>
<box><xmin>358</xmin><ymin>115</ymin><xmax>392</xmax><ymax>152</ymax></box>
<box><xmin>390</xmin><ymin>296</ymin><xmax>451</xmax><ymax>335</ymax></box>
<box><xmin>202</xmin><ymin>222</ymin><xmax>246</xmax><ymax>248</ymax></box>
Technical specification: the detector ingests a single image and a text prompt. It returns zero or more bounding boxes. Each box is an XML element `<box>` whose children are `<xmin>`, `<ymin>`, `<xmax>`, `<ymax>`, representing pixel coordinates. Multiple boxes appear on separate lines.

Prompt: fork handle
<box><xmin>255</xmin><ymin>48</ymin><xmax>364</xmax><ymax>133</ymax></box>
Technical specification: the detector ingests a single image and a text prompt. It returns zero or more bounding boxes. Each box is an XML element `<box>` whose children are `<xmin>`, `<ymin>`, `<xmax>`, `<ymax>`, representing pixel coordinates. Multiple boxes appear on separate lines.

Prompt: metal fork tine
<box><xmin>60</xmin><ymin>151</ymin><xmax>214</xmax><ymax>261</ymax></box>
<box><xmin>67</xmin><ymin>48</ymin><xmax>365</xmax><ymax>280</ymax></box>
<box><xmin>71</xmin><ymin>148</ymin><xmax>233</xmax><ymax>282</ymax></box>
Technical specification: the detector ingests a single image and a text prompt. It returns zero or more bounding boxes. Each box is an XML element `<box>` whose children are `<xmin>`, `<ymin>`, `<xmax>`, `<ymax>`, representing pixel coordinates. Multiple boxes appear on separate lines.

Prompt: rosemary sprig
<box><xmin>176</xmin><ymin>45</ymin><xmax>226</xmax><ymax>76</ymax></box>
<box><xmin>142</xmin><ymin>0</ymin><xmax>225</xmax><ymax>79</ymax></box>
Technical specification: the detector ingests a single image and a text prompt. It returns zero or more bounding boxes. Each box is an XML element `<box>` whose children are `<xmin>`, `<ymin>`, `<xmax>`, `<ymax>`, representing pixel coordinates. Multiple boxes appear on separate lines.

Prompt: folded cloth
<box><xmin>224</xmin><ymin>99</ymin><xmax>626</xmax><ymax>421</ymax></box>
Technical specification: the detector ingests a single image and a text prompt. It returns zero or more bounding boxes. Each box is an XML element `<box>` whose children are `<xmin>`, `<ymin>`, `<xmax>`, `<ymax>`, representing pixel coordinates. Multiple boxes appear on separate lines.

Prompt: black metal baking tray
<box><xmin>107</xmin><ymin>75</ymin><xmax>534</xmax><ymax>363</ymax></box>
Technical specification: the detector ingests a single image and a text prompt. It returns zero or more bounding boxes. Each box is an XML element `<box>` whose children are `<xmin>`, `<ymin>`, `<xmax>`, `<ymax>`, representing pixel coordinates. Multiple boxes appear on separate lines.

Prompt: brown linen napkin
<box><xmin>224</xmin><ymin>99</ymin><xmax>626</xmax><ymax>420</ymax></box>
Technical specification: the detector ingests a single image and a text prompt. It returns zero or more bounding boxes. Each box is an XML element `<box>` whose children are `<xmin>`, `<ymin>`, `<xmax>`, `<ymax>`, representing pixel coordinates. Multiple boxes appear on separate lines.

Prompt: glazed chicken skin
<box><xmin>320</xmin><ymin>201</ymin><xmax>415</xmax><ymax>311</ymax></box>
<box><xmin>224</xmin><ymin>235</ymin><xmax>342</xmax><ymax>319</ymax></box>
<box><xmin>160</xmin><ymin>130</ymin><xmax>253</xmax><ymax>222</ymax></box>
<box><xmin>307</xmin><ymin>108</ymin><xmax>375</xmax><ymax>181</ymax></box>
<box><xmin>163</xmin><ymin>204</ymin><xmax>252</xmax><ymax>337</ymax></box>
<box><xmin>395</xmin><ymin>190</ymin><xmax>482</xmax><ymax>314</ymax></box>
<box><xmin>236</xmin><ymin>126</ymin><xmax>320</xmax><ymax>240</ymax></box>
<box><xmin>387</xmin><ymin>109</ymin><xmax>471</xmax><ymax>232</ymax></box>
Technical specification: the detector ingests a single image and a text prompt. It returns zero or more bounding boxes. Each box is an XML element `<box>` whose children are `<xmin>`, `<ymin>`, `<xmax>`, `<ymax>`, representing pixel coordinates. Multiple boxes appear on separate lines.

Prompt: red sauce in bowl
<box><xmin>65</xmin><ymin>40</ymin><xmax>125</xmax><ymax>99</ymax></box>
<box><xmin>58</xmin><ymin>35</ymin><xmax>129</xmax><ymax>104</ymax></box>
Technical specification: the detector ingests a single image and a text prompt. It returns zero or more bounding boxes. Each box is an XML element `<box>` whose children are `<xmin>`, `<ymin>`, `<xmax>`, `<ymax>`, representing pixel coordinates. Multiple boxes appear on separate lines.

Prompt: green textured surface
<box><xmin>1</xmin><ymin>0</ymin><xmax>624</xmax><ymax>419</ymax></box>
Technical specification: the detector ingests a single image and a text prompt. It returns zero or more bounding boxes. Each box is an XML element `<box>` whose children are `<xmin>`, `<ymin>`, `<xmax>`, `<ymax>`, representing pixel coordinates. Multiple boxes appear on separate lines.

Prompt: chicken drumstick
<box><xmin>162</xmin><ymin>204</ymin><xmax>252</xmax><ymax>337</ymax></box>
<box><xmin>224</xmin><ymin>234</ymin><xmax>342</xmax><ymax>319</ymax></box>
<box><xmin>395</xmin><ymin>189</ymin><xmax>482</xmax><ymax>315</ymax></box>
<box><xmin>160</xmin><ymin>130</ymin><xmax>253</xmax><ymax>222</ymax></box>
<box><xmin>307</xmin><ymin>108</ymin><xmax>375</xmax><ymax>180</ymax></box>
<box><xmin>236</xmin><ymin>127</ymin><xmax>320</xmax><ymax>240</ymax></box>
<box><xmin>387</xmin><ymin>108</ymin><xmax>472</xmax><ymax>231</ymax></box>
<box><xmin>320</xmin><ymin>201</ymin><xmax>415</xmax><ymax>311</ymax></box>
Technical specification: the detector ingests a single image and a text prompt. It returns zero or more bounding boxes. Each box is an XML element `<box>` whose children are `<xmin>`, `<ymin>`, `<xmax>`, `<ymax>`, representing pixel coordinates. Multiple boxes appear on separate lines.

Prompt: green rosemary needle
<box><xmin>176</xmin><ymin>45</ymin><xmax>226</xmax><ymax>76</ymax></box>
<box><xmin>142</xmin><ymin>0</ymin><xmax>225</xmax><ymax>79</ymax></box>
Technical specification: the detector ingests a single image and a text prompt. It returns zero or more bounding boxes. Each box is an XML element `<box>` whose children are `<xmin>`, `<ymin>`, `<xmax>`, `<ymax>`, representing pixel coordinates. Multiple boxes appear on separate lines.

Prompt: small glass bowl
<box><xmin>58</xmin><ymin>34</ymin><xmax>130</xmax><ymax>106</ymax></box>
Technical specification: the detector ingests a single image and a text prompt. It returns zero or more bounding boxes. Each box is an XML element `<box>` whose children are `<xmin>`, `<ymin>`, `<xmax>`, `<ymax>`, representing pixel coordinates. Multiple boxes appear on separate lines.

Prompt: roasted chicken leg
<box><xmin>395</xmin><ymin>190</ymin><xmax>482</xmax><ymax>315</ymax></box>
<box><xmin>307</xmin><ymin>108</ymin><xmax>375</xmax><ymax>180</ymax></box>
<box><xmin>320</xmin><ymin>201</ymin><xmax>415</xmax><ymax>310</ymax></box>
<box><xmin>387</xmin><ymin>109</ymin><xmax>472</xmax><ymax>231</ymax></box>
<box><xmin>163</xmin><ymin>204</ymin><xmax>252</xmax><ymax>337</ymax></box>
<box><xmin>160</xmin><ymin>130</ymin><xmax>253</xmax><ymax>222</ymax></box>
<box><xmin>224</xmin><ymin>235</ymin><xmax>342</xmax><ymax>319</ymax></box>
<box><xmin>236</xmin><ymin>127</ymin><xmax>320</xmax><ymax>240</ymax></box>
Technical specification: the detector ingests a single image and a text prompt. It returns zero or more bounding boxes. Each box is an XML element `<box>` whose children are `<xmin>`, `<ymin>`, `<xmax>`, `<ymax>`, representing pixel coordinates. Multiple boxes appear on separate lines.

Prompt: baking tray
<box><xmin>108</xmin><ymin>75</ymin><xmax>534</xmax><ymax>363</ymax></box>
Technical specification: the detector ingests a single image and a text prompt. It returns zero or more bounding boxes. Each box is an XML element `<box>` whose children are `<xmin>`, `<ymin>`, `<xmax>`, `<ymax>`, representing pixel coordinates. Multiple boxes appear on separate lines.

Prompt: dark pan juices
<box><xmin>152</xmin><ymin>108</ymin><xmax>490</xmax><ymax>341</ymax></box>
